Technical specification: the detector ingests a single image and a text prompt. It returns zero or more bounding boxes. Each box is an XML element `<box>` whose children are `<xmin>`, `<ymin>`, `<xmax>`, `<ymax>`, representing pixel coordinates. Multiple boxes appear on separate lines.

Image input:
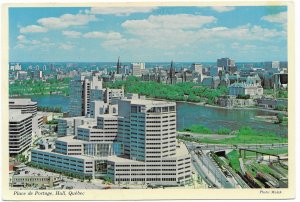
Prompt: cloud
<box><xmin>15</xmin><ymin>35</ymin><xmax>55</xmax><ymax>50</ymax></box>
<box><xmin>62</xmin><ymin>30</ymin><xmax>82</xmax><ymax>38</ymax></box>
<box><xmin>100</xmin><ymin>14</ymin><xmax>286</xmax><ymax>54</ymax></box>
<box><xmin>261</xmin><ymin>11</ymin><xmax>287</xmax><ymax>24</ymax></box>
<box><xmin>59</xmin><ymin>42</ymin><xmax>75</xmax><ymax>50</ymax></box>
<box><xmin>20</xmin><ymin>25</ymin><xmax>48</xmax><ymax>33</ymax></box>
<box><xmin>210</xmin><ymin>6</ymin><xmax>235</xmax><ymax>12</ymax></box>
<box><xmin>17</xmin><ymin>35</ymin><xmax>26</xmax><ymax>41</ymax></box>
<box><xmin>122</xmin><ymin>14</ymin><xmax>216</xmax><ymax>32</ymax></box>
<box><xmin>83</xmin><ymin>31</ymin><xmax>122</xmax><ymax>40</ymax></box>
<box><xmin>14</xmin><ymin>44</ymin><xmax>25</xmax><ymax>49</ymax></box>
<box><xmin>88</xmin><ymin>7</ymin><xmax>157</xmax><ymax>16</ymax></box>
<box><xmin>38</xmin><ymin>13</ymin><xmax>97</xmax><ymax>29</ymax></box>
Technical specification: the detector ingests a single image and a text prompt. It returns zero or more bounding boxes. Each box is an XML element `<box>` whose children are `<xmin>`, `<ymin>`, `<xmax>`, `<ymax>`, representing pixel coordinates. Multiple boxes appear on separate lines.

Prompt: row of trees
<box><xmin>104</xmin><ymin>76</ymin><xmax>228</xmax><ymax>104</ymax></box>
<box><xmin>37</xmin><ymin>106</ymin><xmax>62</xmax><ymax>113</ymax></box>
<box><xmin>10</xmin><ymin>78</ymin><xmax>70</xmax><ymax>96</ymax></box>
<box><xmin>27</xmin><ymin>162</ymin><xmax>93</xmax><ymax>181</ymax></box>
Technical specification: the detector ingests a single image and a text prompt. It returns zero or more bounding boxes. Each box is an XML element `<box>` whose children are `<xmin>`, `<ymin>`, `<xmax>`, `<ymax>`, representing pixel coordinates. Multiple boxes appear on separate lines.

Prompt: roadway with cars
<box><xmin>184</xmin><ymin>141</ymin><xmax>287</xmax><ymax>189</ymax></box>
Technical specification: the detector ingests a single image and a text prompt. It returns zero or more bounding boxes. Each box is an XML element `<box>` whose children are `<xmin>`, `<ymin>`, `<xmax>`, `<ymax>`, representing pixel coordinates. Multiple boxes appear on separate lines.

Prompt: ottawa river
<box><xmin>28</xmin><ymin>94</ymin><xmax>287</xmax><ymax>136</ymax></box>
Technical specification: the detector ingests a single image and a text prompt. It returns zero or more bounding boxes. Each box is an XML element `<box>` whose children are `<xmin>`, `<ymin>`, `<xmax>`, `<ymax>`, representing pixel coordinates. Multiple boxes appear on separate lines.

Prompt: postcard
<box><xmin>1</xmin><ymin>0</ymin><xmax>295</xmax><ymax>200</ymax></box>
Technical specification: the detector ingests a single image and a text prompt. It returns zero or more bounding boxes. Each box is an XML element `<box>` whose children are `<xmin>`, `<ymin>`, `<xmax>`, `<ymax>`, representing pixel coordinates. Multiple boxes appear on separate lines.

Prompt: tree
<box><xmin>276</xmin><ymin>113</ymin><xmax>285</xmax><ymax>124</ymax></box>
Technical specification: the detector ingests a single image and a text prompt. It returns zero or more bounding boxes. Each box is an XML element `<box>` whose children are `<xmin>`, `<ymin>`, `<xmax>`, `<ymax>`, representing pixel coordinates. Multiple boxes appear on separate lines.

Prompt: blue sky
<box><xmin>9</xmin><ymin>6</ymin><xmax>287</xmax><ymax>62</ymax></box>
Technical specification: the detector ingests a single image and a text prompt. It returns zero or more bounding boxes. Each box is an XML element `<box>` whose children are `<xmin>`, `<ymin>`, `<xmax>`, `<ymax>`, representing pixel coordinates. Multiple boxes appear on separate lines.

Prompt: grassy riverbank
<box><xmin>177</xmin><ymin>126</ymin><xmax>287</xmax><ymax>145</ymax></box>
<box><xmin>179</xmin><ymin>125</ymin><xmax>231</xmax><ymax>135</ymax></box>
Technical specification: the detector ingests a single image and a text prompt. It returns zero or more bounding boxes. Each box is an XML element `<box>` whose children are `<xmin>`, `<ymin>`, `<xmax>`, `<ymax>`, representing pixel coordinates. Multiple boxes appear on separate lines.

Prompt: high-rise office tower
<box><xmin>217</xmin><ymin>58</ymin><xmax>236</xmax><ymax>73</ymax></box>
<box><xmin>69</xmin><ymin>75</ymin><xmax>103</xmax><ymax>117</ymax></box>
<box><xmin>9</xmin><ymin>110</ymin><xmax>33</xmax><ymax>156</ymax></box>
<box><xmin>131</xmin><ymin>63</ymin><xmax>145</xmax><ymax>77</ymax></box>
<box><xmin>168</xmin><ymin>61</ymin><xmax>176</xmax><ymax>84</ymax></box>
<box><xmin>191</xmin><ymin>63</ymin><xmax>202</xmax><ymax>74</ymax></box>
<box><xmin>116</xmin><ymin>57</ymin><xmax>121</xmax><ymax>74</ymax></box>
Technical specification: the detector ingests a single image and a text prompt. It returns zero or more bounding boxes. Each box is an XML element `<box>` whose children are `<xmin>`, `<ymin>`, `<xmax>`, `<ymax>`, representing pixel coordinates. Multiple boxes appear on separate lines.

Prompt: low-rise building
<box><xmin>10</xmin><ymin>170</ymin><xmax>61</xmax><ymax>188</ymax></box>
<box><xmin>229</xmin><ymin>82</ymin><xmax>263</xmax><ymax>97</ymax></box>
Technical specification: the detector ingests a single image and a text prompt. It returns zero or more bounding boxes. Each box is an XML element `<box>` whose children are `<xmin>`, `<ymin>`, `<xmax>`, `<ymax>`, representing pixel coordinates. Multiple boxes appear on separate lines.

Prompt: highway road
<box><xmin>184</xmin><ymin>141</ymin><xmax>286</xmax><ymax>189</ymax></box>
<box><xmin>190</xmin><ymin>149</ymin><xmax>237</xmax><ymax>188</ymax></box>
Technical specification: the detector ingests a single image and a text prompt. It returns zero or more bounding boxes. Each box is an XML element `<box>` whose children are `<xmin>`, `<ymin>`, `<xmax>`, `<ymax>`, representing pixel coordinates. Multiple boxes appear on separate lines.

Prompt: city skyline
<box><xmin>10</xmin><ymin>6</ymin><xmax>287</xmax><ymax>62</ymax></box>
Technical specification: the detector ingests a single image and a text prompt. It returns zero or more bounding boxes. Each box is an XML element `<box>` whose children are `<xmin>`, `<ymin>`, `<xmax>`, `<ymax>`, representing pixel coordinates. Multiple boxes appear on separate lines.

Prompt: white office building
<box><xmin>9</xmin><ymin>99</ymin><xmax>37</xmax><ymax>116</ymax></box>
<box><xmin>191</xmin><ymin>63</ymin><xmax>202</xmax><ymax>74</ymax></box>
<box><xmin>31</xmin><ymin>95</ymin><xmax>191</xmax><ymax>185</ymax></box>
<box><xmin>9</xmin><ymin>110</ymin><xmax>33</xmax><ymax>156</ymax></box>
<box><xmin>69</xmin><ymin>75</ymin><xmax>123</xmax><ymax>117</ymax></box>
<box><xmin>131</xmin><ymin>63</ymin><xmax>145</xmax><ymax>77</ymax></box>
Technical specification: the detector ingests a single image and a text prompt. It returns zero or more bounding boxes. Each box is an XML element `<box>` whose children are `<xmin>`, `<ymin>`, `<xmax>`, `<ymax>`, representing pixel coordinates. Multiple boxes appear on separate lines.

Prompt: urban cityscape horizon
<box><xmin>6</xmin><ymin>4</ymin><xmax>290</xmax><ymax>197</ymax></box>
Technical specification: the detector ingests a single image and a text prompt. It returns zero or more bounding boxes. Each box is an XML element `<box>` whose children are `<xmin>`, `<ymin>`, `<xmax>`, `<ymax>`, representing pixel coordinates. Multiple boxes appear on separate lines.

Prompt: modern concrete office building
<box><xmin>131</xmin><ymin>63</ymin><xmax>145</xmax><ymax>77</ymax></box>
<box><xmin>9</xmin><ymin>110</ymin><xmax>33</xmax><ymax>156</ymax></box>
<box><xmin>69</xmin><ymin>75</ymin><xmax>103</xmax><ymax>117</ymax></box>
<box><xmin>31</xmin><ymin>95</ymin><xmax>192</xmax><ymax>185</ymax></box>
<box><xmin>9</xmin><ymin>99</ymin><xmax>37</xmax><ymax>116</ymax></box>
<box><xmin>9</xmin><ymin>99</ymin><xmax>43</xmax><ymax>156</ymax></box>
<box><xmin>217</xmin><ymin>58</ymin><xmax>236</xmax><ymax>73</ymax></box>
<box><xmin>69</xmin><ymin>75</ymin><xmax>123</xmax><ymax>117</ymax></box>
<box><xmin>191</xmin><ymin>63</ymin><xmax>202</xmax><ymax>74</ymax></box>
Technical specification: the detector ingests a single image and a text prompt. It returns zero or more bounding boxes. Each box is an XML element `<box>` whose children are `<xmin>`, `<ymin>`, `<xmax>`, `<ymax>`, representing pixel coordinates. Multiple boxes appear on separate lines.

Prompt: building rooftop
<box><xmin>9</xmin><ymin>110</ymin><xmax>32</xmax><ymax>122</ymax></box>
<box><xmin>56</xmin><ymin>135</ymin><xmax>88</xmax><ymax>144</ymax></box>
<box><xmin>9</xmin><ymin>98</ymin><xmax>37</xmax><ymax>105</ymax></box>
<box><xmin>107</xmin><ymin>155</ymin><xmax>144</xmax><ymax>164</ymax></box>
<box><xmin>32</xmin><ymin>147</ymin><xmax>94</xmax><ymax>161</ymax></box>
<box><xmin>57</xmin><ymin>116</ymin><xmax>83</xmax><ymax>121</ymax></box>
<box><xmin>124</xmin><ymin>98</ymin><xmax>175</xmax><ymax>106</ymax></box>
<box><xmin>15</xmin><ymin>168</ymin><xmax>60</xmax><ymax>177</ymax></box>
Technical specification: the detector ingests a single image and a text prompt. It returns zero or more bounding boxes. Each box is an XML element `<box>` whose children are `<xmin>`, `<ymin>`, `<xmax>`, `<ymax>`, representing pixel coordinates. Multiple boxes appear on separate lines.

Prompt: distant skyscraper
<box><xmin>279</xmin><ymin>61</ymin><xmax>288</xmax><ymax>69</ymax></box>
<box><xmin>131</xmin><ymin>63</ymin><xmax>145</xmax><ymax>76</ymax></box>
<box><xmin>116</xmin><ymin>56</ymin><xmax>121</xmax><ymax>74</ymax></box>
<box><xmin>217</xmin><ymin>58</ymin><xmax>236</xmax><ymax>73</ymax></box>
<box><xmin>263</xmin><ymin>61</ymin><xmax>280</xmax><ymax>70</ymax></box>
<box><xmin>191</xmin><ymin>63</ymin><xmax>202</xmax><ymax>74</ymax></box>
<box><xmin>17</xmin><ymin>71</ymin><xmax>28</xmax><ymax>80</ymax></box>
<box><xmin>42</xmin><ymin>65</ymin><xmax>47</xmax><ymax>71</ymax></box>
<box><xmin>169</xmin><ymin>61</ymin><xmax>176</xmax><ymax>84</ymax></box>
<box><xmin>210</xmin><ymin>66</ymin><xmax>223</xmax><ymax>77</ymax></box>
<box><xmin>14</xmin><ymin>63</ymin><xmax>22</xmax><ymax>71</ymax></box>
<box><xmin>69</xmin><ymin>75</ymin><xmax>103</xmax><ymax>117</ymax></box>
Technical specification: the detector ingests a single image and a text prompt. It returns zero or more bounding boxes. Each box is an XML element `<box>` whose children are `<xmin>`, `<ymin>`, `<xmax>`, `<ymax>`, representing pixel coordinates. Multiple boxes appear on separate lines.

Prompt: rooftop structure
<box><xmin>9</xmin><ymin>98</ymin><xmax>37</xmax><ymax>116</ymax></box>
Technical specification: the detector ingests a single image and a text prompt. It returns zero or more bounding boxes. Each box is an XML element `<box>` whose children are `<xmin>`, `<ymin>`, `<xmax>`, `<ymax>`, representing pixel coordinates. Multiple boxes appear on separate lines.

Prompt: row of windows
<box><xmin>67</xmin><ymin>145</ymin><xmax>81</xmax><ymax>147</ymax></box>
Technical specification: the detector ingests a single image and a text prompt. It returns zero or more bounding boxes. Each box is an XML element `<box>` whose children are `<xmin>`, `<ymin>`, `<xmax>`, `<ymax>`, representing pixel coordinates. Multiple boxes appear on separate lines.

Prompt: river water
<box><xmin>26</xmin><ymin>94</ymin><xmax>287</xmax><ymax>136</ymax></box>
